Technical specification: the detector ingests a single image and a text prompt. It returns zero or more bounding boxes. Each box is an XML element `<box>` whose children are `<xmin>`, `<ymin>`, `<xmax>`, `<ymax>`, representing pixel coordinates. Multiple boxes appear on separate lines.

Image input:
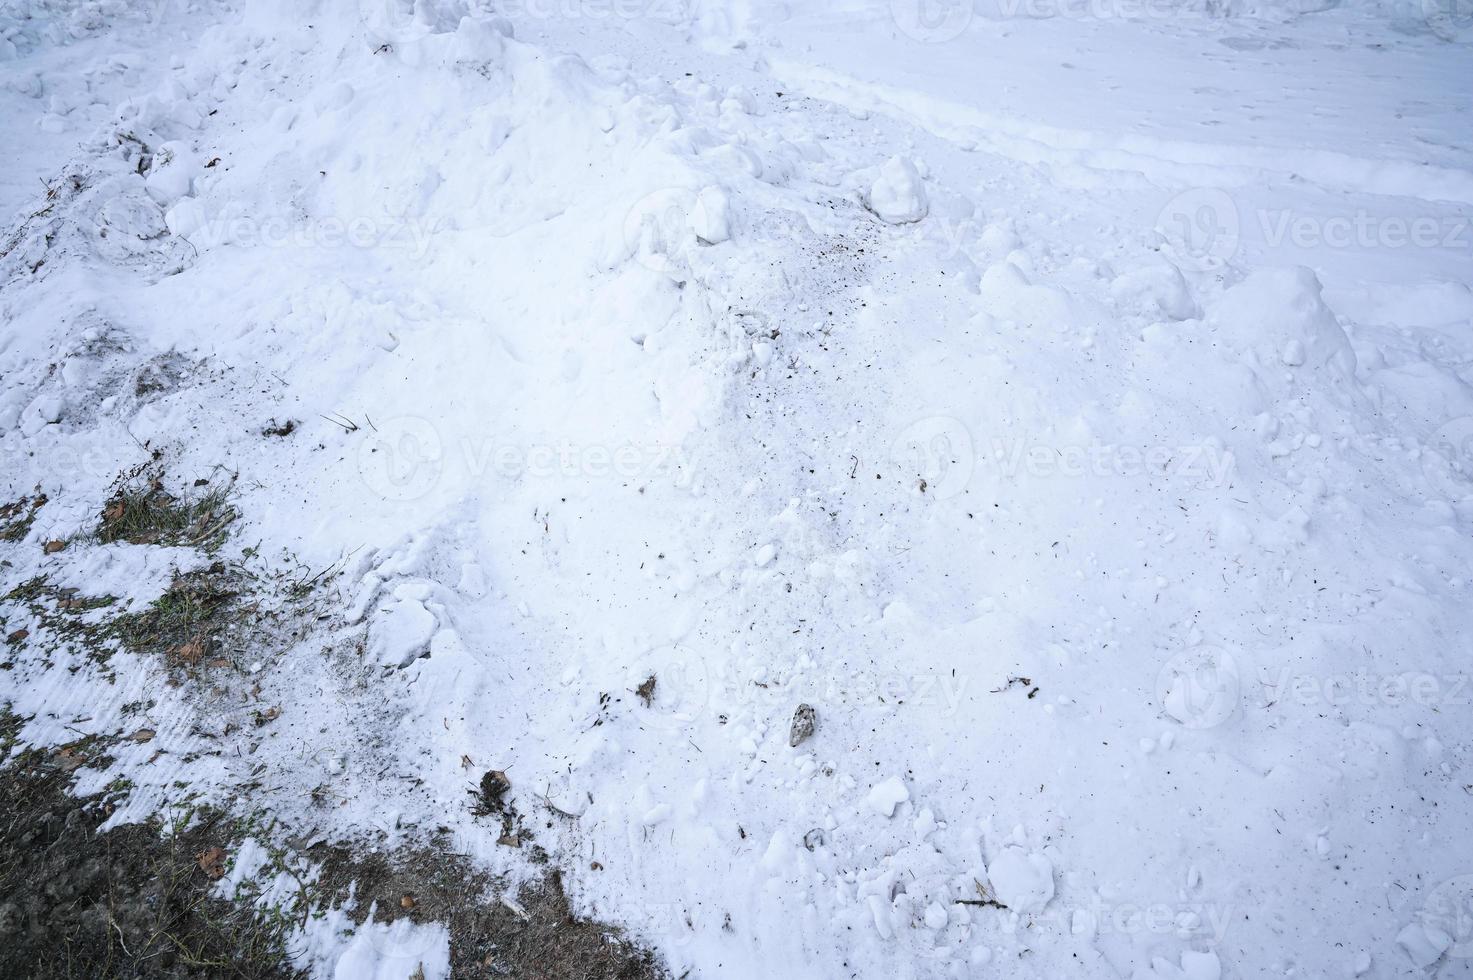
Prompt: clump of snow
<box><xmin>866</xmin><ymin>776</ymin><xmax>909</xmax><ymax>817</ymax></box>
<box><xmin>1395</xmin><ymin>921</ymin><xmax>1451</xmax><ymax>968</ymax></box>
<box><xmin>142</xmin><ymin>139</ymin><xmax>199</xmax><ymax>206</ymax></box>
<box><xmin>1134</xmin><ymin>949</ymin><xmax>1223</xmax><ymax>980</ymax></box>
<box><xmin>326</xmin><ymin>916</ymin><xmax>450</xmax><ymax>980</ymax></box>
<box><xmin>985</xmin><ymin>847</ymin><xmax>1054</xmax><ymax>913</ymax></box>
<box><xmin>1110</xmin><ymin>261</ymin><xmax>1198</xmax><ymax>321</ymax></box>
<box><xmin>447</xmin><ymin>14</ymin><xmax>509</xmax><ymax>65</ymax></box>
<box><xmin>692</xmin><ymin>185</ymin><xmax>731</xmax><ymax>244</ymax></box>
<box><xmin>163</xmin><ymin>196</ymin><xmax>206</xmax><ymax>239</ymax></box>
<box><xmin>865</xmin><ymin>155</ymin><xmax>928</xmax><ymax>224</ymax></box>
<box><xmin>1208</xmin><ymin>266</ymin><xmax>1358</xmax><ymax>384</ymax></box>
<box><xmin>369</xmin><ymin>596</ymin><xmax>437</xmax><ymax>668</ymax></box>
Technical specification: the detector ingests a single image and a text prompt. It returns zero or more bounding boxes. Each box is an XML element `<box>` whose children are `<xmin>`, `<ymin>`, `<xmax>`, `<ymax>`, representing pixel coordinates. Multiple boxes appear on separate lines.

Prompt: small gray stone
<box><xmin>789</xmin><ymin>703</ymin><xmax>817</xmax><ymax>748</ymax></box>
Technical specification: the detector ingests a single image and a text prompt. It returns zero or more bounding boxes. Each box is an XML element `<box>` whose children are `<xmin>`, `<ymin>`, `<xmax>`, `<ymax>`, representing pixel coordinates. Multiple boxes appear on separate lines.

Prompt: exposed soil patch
<box><xmin>0</xmin><ymin>713</ymin><xmax>302</xmax><ymax>980</ymax></box>
<box><xmin>132</xmin><ymin>352</ymin><xmax>196</xmax><ymax>403</ymax></box>
<box><xmin>305</xmin><ymin>839</ymin><xmax>664</xmax><ymax>980</ymax></box>
<box><xmin>115</xmin><ymin>564</ymin><xmax>241</xmax><ymax>669</ymax></box>
<box><xmin>0</xmin><ymin>493</ymin><xmax>46</xmax><ymax>542</ymax></box>
<box><xmin>1</xmin><ymin>472</ymin><xmax>668</xmax><ymax>980</ymax></box>
<box><xmin>0</xmin><ymin>700</ymin><xmax>667</xmax><ymax>980</ymax></box>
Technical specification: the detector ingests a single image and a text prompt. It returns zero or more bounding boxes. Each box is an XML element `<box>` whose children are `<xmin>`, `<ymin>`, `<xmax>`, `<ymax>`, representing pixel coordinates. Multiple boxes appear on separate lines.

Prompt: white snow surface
<box><xmin>2</xmin><ymin>0</ymin><xmax>1473</xmax><ymax>978</ymax></box>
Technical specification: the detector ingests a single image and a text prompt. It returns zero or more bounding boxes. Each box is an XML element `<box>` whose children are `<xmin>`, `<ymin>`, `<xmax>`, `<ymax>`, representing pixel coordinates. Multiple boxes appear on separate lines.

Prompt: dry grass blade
<box><xmin>98</xmin><ymin>471</ymin><xmax>238</xmax><ymax>552</ymax></box>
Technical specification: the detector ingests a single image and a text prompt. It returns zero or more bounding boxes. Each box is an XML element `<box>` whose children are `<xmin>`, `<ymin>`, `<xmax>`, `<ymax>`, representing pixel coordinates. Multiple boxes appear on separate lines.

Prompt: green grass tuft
<box><xmin>115</xmin><ymin>568</ymin><xmax>239</xmax><ymax>666</ymax></box>
<box><xmin>97</xmin><ymin>475</ymin><xmax>237</xmax><ymax>552</ymax></box>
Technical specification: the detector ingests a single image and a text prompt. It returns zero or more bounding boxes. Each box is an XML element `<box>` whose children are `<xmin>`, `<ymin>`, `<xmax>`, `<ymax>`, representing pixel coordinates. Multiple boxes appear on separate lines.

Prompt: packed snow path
<box><xmin>2</xmin><ymin>1</ymin><xmax>1472</xmax><ymax>977</ymax></box>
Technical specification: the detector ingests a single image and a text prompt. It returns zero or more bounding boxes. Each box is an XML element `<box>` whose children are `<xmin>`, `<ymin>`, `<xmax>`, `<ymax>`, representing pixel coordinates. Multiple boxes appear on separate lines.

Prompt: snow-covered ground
<box><xmin>2</xmin><ymin>0</ymin><xmax>1472</xmax><ymax>976</ymax></box>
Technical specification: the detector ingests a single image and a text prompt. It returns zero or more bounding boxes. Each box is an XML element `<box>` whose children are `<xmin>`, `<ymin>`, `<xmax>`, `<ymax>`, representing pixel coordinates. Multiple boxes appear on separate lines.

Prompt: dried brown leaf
<box><xmin>54</xmin><ymin>748</ymin><xmax>88</xmax><ymax>771</ymax></box>
<box><xmin>175</xmin><ymin>636</ymin><xmax>207</xmax><ymax>665</ymax></box>
<box><xmin>196</xmin><ymin>847</ymin><xmax>227</xmax><ymax>879</ymax></box>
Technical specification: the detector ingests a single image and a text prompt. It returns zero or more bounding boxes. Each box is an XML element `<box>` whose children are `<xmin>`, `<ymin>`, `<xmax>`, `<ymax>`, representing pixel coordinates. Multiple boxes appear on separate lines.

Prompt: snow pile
<box><xmin>865</xmin><ymin>155</ymin><xmax>929</xmax><ymax>224</ymax></box>
<box><xmin>322</xmin><ymin>918</ymin><xmax>451</xmax><ymax>980</ymax></box>
<box><xmin>2</xmin><ymin>0</ymin><xmax>1473</xmax><ymax>978</ymax></box>
<box><xmin>0</xmin><ymin>0</ymin><xmax>164</xmax><ymax>59</ymax></box>
<box><xmin>968</xmin><ymin>0</ymin><xmax>1424</xmax><ymax>22</ymax></box>
<box><xmin>1209</xmin><ymin>266</ymin><xmax>1358</xmax><ymax>385</ymax></box>
<box><xmin>985</xmin><ymin>847</ymin><xmax>1054</xmax><ymax>914</ymax></box>
<box><xmin>692</xmin><ymin>0</ymin><xmax>1439</xmax><ymax>40</ymax></box>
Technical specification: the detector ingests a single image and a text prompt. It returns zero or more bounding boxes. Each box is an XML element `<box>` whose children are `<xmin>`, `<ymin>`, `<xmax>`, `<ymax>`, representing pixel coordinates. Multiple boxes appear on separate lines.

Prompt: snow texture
<box><xmin>2</xmin><ymin>0</ymin><xmax>1473</xmax><ymax>977</ymax></box>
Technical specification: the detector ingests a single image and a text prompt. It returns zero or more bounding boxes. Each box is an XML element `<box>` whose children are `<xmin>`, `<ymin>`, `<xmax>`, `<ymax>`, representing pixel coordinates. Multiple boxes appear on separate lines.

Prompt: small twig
<box><xmin>538</xmin><ymin>789</ymin><xmax>581</xmax><ymax>821</ymax></box>
<box><xmin>110</xmin><ymin>915</ymin><xmax>133</xmax><ymax>956</ymax></box>
<box><xmin>320</xmin><ymin>413</ymin><xmax>359</xmax><ymax>433</ymax></box>
<box><xmin>956</xmin><ymin>877</ymin><xmax>1007</xmax><ymax>909</ymax></box>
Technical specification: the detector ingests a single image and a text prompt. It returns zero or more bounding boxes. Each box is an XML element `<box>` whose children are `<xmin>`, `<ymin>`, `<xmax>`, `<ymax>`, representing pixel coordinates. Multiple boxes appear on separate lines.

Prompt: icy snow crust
<box><xmin>3</xmin><ymin>0</ymin><xmax>1473</xmax><ymax>977</ymax></box>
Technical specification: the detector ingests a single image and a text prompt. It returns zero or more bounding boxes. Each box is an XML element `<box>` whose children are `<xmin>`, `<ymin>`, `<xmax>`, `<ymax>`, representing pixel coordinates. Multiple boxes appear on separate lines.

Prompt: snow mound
<box><xmin>866</xmin><ymin>776</ymin><xmax>910</xmax><ymax>817</ymax></box>
<box><xmin>1132</xmin><ymin>949</ymin><xmax>1222</xmax><ymax>980</ymax></box>
<box><xmin>985</xmin><ymin>847</ymin><xmax>1054</xmax><ymax>913</ymax></box>
<box><xmin>866</xmin><ymin>155</ymin><xmax>928</xmax><ymax>225</ymax></box>
<box><xmin>1209</xmin><ymin>266</ymin><xmax>1358</xmax><ymax>385</ymax></box>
